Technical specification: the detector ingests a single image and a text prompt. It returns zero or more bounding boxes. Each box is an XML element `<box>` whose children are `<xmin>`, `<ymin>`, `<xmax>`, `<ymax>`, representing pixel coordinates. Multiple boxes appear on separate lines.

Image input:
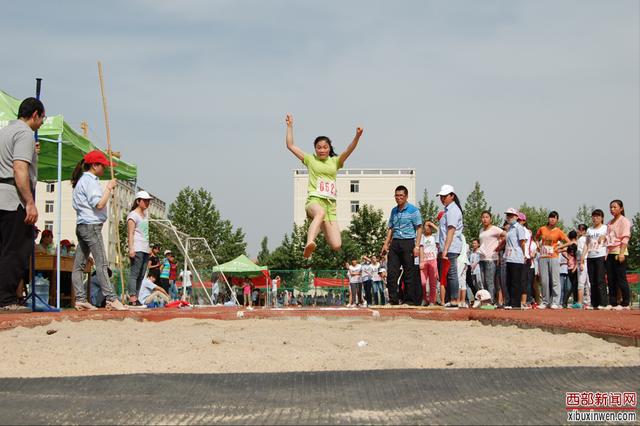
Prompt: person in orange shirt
<box><xmin>535</xmin><ymin>211</ymin><xmax>571</xmax><ymax>309</ymax></box>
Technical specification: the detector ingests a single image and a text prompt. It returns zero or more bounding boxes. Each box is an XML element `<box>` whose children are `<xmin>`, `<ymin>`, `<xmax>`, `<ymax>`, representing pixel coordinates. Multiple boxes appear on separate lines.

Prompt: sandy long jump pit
<box><xmin>1</xmin><ymin>316</ymin><xmax>638</xmax><ymax>378</ymax></box>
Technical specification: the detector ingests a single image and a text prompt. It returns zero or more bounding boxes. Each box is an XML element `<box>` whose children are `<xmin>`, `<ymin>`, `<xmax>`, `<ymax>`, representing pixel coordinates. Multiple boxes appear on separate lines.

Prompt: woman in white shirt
<box><xmin>126</xmin><ymin>190</ymin><xmax>153</xmax><ymax>305</ymax></box>
<box><xmin>584</xmin><ymin>209</ymin><xmax>609</xmax><ymax>309</ymax></box>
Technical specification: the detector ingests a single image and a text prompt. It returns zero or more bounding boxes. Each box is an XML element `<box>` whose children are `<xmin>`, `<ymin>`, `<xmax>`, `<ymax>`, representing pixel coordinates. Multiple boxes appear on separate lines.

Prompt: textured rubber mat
<box><xmin>0</xmin><ymin>367</ymin><xmax>637</xmax><ymax>425</ymax></box>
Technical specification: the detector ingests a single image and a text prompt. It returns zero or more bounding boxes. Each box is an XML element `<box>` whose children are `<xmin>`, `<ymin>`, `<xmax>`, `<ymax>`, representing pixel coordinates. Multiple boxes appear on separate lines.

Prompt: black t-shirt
<box><xmin>148</xmin><ymin>255</ymin><xmax>160</xmax><ymax>279</ymax></box>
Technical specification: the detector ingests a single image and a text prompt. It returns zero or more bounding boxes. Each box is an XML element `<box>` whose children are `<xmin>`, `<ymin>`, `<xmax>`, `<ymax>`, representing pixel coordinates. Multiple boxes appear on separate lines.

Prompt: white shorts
<box><xmin>578</xmin><ymin>265</ymin><xmax>589</xmax><ymax>290</ymax></box>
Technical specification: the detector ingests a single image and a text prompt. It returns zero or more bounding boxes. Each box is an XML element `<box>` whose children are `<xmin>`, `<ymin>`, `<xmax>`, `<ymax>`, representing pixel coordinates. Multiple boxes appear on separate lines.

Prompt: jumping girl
<box><xmin>285</xmin><ymin>114</ymin><xmax>363</xmax><ymax>258</ymax></box>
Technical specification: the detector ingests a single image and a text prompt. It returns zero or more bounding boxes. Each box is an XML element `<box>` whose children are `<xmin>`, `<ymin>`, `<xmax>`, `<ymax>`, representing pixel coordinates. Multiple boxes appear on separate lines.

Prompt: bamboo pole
<box><xmin>97</xmin><ymin>61</ymin><xmax>127</xmax><ymax>303</ymax></box>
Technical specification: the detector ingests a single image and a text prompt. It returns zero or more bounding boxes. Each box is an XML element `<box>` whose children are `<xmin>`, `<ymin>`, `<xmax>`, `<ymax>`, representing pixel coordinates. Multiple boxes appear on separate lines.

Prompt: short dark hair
<box><xmin>548</xmin><ymin>211</ymin><xmax>559</xmax><ymax>219</ymax></box>
<box><xmin>568</xmin><ymin>230</ymin><xmax>577</xmax><ymax>239</ymax></box>
<box><xmin>18</xmin><ymin>97</ymin><xmax>45</xmax><ymax>119</ymax></box>
<box><xmin>578</xmin><ymin>224</ymin><xmax>588</xmax><ymax>232</ymax></box>
<box><xmin>395</xmin><ymin>185</ymin><xmax>408</xmax><ymax>195</ymax></box>
<box><xmin>591</xmin><ymin>209</ymin><xmax>604</xmax><ymax>218</ymax></box>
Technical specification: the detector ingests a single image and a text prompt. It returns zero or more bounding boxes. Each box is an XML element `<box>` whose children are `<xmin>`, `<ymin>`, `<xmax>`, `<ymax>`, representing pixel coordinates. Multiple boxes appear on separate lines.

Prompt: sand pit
<box><xmin>0</xmin><ymin>317</ymin><xmax>638</xmax><ymax>378</ymax></box>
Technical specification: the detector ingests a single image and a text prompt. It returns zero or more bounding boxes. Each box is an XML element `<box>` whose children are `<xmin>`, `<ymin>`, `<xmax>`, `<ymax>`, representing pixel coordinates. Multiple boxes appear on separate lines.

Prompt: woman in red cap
<box><xmin>69</xmin><ymin>150</ymin><xmax>127</xmax><ymax>311</ymax></box>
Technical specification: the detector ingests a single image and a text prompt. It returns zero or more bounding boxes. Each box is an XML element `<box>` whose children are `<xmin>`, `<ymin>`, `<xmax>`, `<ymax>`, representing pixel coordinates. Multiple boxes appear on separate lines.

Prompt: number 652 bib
<box><xmin>314</xmin><ymin>179</ymin><xmax>337</xmax><ymax>199</ymax></box>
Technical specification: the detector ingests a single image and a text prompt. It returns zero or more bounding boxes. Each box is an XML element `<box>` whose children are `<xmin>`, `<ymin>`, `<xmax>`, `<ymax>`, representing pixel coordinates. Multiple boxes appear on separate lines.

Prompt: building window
<box><xmin>45</xmin><ymin>201</ymin><xmax>54</xmax><ymax>213</ymax></box>
<box><xmin>44</xmin><ymin>221</ymin><xmax>53</xmax><ymax>231</ymax></box>
<box><xmin>46</xmin><ymin>183</ymin><xmax>55</xmax><ymax>192</ymax></box>
<box><xmin>350</xmin><ymin>180</ymin><xmax>359</xmax><ymax>193</ymax></box>
<box><xmin>350</xmin><ymin>200</ymin><xmax>359</xmax><ymax>213</ymax></box>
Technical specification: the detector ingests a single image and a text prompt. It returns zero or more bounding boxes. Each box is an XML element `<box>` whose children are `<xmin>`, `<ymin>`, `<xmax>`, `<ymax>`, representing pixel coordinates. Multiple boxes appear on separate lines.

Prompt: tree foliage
<box><xmin>348</xmin><ymin>204</ymin><xmax>388</xmax><ymax>257</ymax></box>
<box><xmin>628</xmin><ymin>212</ymin><xmax>640</xmax><ymax>270</ymax></box>
<box><xmin>573</xmin><ymin>204</ymin><xmax>595</xmax><ymax>229</ymax></box>
<box><xmin>167</xmin><ymin>187</ymin><xmax>246</xmax><ymax>264</ymax></box>
<box><xmin>463</xmin><ymin>181</ymin><xmax>492</xmax><ymax>242</ymax></box>
<box><xmin>257</xmin><ymin>236</ymin><xmax>270</xmax><ymax>265</ymax></box>
<box><xmin>518</xmin><ymin>203</ymin><xmax>566</xmax><ymax>234</ymax></box>
<box><xmin>417</xmin><ymin>189</ymin><xmax>440</xmax><ymax>224</ymax></box>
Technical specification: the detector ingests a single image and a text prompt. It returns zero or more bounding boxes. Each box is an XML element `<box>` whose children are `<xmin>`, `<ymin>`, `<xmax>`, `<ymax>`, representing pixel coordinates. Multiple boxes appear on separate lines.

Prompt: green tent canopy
<box><xmin>210</xmin><ymin>254</ymin><xmax>269</xmax><ymax>278</ymax></box>
<box><xmin>0</xmin><ymin>90</ymin><xmax>136</xmax><ymax>181</ymax></box>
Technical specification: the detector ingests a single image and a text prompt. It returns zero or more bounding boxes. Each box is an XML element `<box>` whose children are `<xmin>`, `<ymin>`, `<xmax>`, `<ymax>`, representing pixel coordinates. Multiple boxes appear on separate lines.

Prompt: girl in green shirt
<box><xmin>285</xmin><ymin>114</ymin><xmax>363</xmax><ymax>258</ymax></box>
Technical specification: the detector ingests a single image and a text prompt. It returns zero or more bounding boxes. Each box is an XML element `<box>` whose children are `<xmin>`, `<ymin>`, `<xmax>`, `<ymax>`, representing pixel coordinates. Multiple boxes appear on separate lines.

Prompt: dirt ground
<box><xmin>1</xmin><ymin>317</ymin><xmax>638</xmax><ymax>378</ymax></box>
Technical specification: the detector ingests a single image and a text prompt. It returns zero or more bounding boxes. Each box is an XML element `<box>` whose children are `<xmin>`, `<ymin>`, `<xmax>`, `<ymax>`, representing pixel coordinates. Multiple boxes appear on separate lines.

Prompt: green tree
<box><xmin>518</xmin><ymin>203</ymin><xmax>566</xmax><ymax>235</ymax></box>
<box><xmin>628</xmin><ymin>212</ymin><xmax>640</xmax><ymax>270</ymax></box>
<box><xmin>268</xmin><ymin>223</ymin><xmax>306</xmax><ymax>270</ymax></box>
<box><xmin>463</xmin><ymin>181</ymin><xmax>492</xmax><ymax>242</ymax></box>
<box><xmin>573</xmin><ymin>204</ymin><xmax>595</xmax><ymax>229</ymax></box>
<box><xmin>257</xmin><ymin>236</ymin><xmax>270</xmax><ymax>265</ymax></box>
<box><xmin>312</xmin><ymin>230</ymin><xmax>360</xmax><ymax>270</ymax></box>
<box><xmin>348</xmin><ymin>204</ymin><xmax>387</xmax><ymax>257</ymax></box>
<box><xmin>417</xmin><ymin>189</ymin><xmax>439</xmax><ymax>223</ymax></box>
<box><xmin>167</xmin><ymin>187</ymin><xmax>246</xmax><ymax>264</ymax></box>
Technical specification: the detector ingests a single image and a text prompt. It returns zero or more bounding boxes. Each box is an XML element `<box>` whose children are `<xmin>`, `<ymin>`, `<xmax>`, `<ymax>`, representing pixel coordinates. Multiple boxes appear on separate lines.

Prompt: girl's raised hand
<box><xmin>286</xmin><ymin>114</ymin><xmax>293</xmax><ymax>127</ymax></box>
<box><xmin>355</xmin><ymin>127</ymin><xmax>364</xmax><ymax>137</ymax></box>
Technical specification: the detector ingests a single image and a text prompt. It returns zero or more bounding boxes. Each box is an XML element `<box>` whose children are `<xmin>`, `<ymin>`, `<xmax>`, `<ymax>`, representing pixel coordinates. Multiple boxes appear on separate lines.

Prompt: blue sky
<box><xmin>3</xmin><ymin>0</ymin><xmax>639</xmax><ymax>256</ymax></box>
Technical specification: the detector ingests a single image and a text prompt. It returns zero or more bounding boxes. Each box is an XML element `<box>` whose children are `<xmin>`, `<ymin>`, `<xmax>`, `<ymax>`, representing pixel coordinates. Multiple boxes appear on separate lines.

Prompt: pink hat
<box><xmin>504</xmin><ymin>208</ymin><xmax>518</xmax><ymax>216</ymax></box>
<box><xmin>517</xmin><ymin>212</ymin><xmax>527</xmax><ymax>222</ymax></box>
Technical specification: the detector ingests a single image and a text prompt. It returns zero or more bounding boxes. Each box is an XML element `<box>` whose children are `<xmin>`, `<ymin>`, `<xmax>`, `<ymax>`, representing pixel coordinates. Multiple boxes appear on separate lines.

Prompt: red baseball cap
<box><xmin>83</xmin><ymin>150</ymin><xmax>114</xmax><ymax>167</ymax></box>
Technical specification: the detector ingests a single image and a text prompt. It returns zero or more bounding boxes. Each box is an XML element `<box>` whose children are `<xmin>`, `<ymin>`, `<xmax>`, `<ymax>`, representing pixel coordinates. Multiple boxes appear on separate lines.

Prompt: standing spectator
<box><xmin>503</xmin><ymin>209</ymin><xmax>527</xmax><ymax>309</ymax></box>
<box><xmin>371</xmin><ymin>255</ymin><xmax>385</xmax><ymax>306</ymax></box>
<box><xmin>381</xmin><ymin>185</ymin><xmax>423</xmax><ymax>305</ymax></box>
<box><xmin>436</xmin><ymin>184</ymin><xmax>464</xmax><ymax>308</ymax></box>
<box><xmin>159</xmin><ymin>250</ymin><xmax>172</xmax><ymax>300</ymax></box>
<box><xmin>168</xmin><ymin>252</ymin><xmax>178</xmax><ymax>298</ymax></box>
<box><xmin>211</xmin><ymin>273</ymin><xmax>220</xmax><ymax>305</ymax></box>
<box><xmin>518</xmin><ymin>213</ymin><xmax>534</xmax><ymax>308</ymax></box>
<box><xmin>361</xmin><ymin>256</ymin><xmax>373</xmax><ymax>307</ymax></box>
<box><xmin>347</xmin><ymin>259</ymin><xmax>362</xmax><ymax>307</ymax></box>
<box><xmin>242</xmin><ymin>279</ymin><xmax>253</xmax><ymax>309</ymax></box>
<box><xmin>469</xmin><ymin>239</ymin><xmax>482</xmax><ymax>295</ymax></box>
<box><xmin>576</xmin><ymin>224</ymin><xmax>591</xmax><ymax>309</ymax></box>
<box><xmin>271</xmin><ymin>275</ymin><xmax>280</xmax><ymax>307</ymax></box>
<box><xmin>606</xmin><ymin>200</ymin><xmax>632</xmax><ymax>310</ymax></box>
<box><xmin>70</xmin><ymin>150</ymin><xmax>126</xmax><ymax>311</ymax></box>
<box><xmin>179</xmin><ymin>268</ymin><xmax>193</xmax><ymax>302</ymax></box>
<box><xmin>126</xmin><ymin>190</ymin><xmax>152</xmax><ymax>306</ymax></box>
<box><xmin>419</xmin><ymin>220</ymin><xmax>439</xmax><ymax>306</ymax></box>
<box><xmin>147</xmin><ymin>244</ymin><xmax>162</xmax><ymax>286</ymax></box>
<box><xmin>0</xmin><ymin>98</ymin><xmax>44</xmax><ymax>313</ymax></box>
<box><xmin>585</xmin><ymin>211</ymin><xmax>609</xmax><ymax>309</ymax></box>
<box><xmin>478</xmin><ymin>211</ymin><xmax>503</xmax><ymax>304</ymax></box>
<box><xmin>558</xmin><ymin>243</ymin><xmax>570</xmax><ymax>308</ymax></box>
<box><xmin>457</xmin><ymin>235</ymin><xmax>471</xmax><ymax>308</ymax></box>
<box><xmin>563</xmin><ymin>231</ymin><xmax>579</xmax><ymax>308</ymax></box>
<box><xmin>535</xmin><ymin>211</ymin><xmax>570</xmax><ymax>309</ymax></box>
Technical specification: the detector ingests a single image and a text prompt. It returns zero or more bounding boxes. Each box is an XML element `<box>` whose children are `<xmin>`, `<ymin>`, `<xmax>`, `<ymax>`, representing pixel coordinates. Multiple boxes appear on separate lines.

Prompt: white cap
<box><xmin>135</xmin><ymin>190</ymin><xmax>152</xmax><ymax>200</ymax></box>
<box><xmin>164</xmin><ymin>250</ymin><xmax>172</xmax><ymax>256</ymax></box>
<box><xmin>472</xmin><ymin>289</ymin><xmax>491</xmax><ymax>308</ymax></box>
<box><xmin>504</xmin><ymin>207</ymin><xmax>518</xmax><ymax>216</ymax></box>
<box><xmin>436</xmin><ymin>184</ymin><xmax>455</xmax><ymax>196</ymax></box>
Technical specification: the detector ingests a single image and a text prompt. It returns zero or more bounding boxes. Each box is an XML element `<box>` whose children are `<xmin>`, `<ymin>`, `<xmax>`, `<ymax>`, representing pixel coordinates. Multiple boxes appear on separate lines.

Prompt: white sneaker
<box><xmin>75</xmin><ymin>301</ymin><xmax>97</xmax><ymax>311</ymax></box>
<box><xmin>603</xmin><ymin>305</ymin><xmax>613</xmax><ymax>310</ymax></box>
<box><xmin>550</xmin><ymin>304</ymin><xmax>561</xmax><ymax>310</ymax></box>
<box><xmin>504</xmin><ymin>305</ymin><xmax>512</xmax><ymax>310</ymax></box>
<box><xmin>538</xmin><ymin>304</ymin><xmax>547</xmax><ymax>310</ymax></box>
<box><xmin>106</xmin><ymin>299</ymin><xmax>129</xmax><ymax>311</ymax></box>
<box><xmin>613</xmin><ymin>305</ymin><xmax>623</xmax><ymax>311</ymax></box>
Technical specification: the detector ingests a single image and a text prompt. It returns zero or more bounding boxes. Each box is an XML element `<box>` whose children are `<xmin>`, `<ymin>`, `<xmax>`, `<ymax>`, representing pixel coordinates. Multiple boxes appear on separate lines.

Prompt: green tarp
<box><xmin>0</xmin><ymin>90</ymin><xmax>137</xmax><ymax>181</ymax></box>
<box><xmin>210</xmin><ymin>254</ymin><xmax>269</xmax><ymax>277</ymax></box>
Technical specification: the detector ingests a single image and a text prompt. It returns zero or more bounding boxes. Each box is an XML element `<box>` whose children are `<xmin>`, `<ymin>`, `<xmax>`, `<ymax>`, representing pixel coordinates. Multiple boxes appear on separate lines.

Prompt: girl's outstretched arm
<box><xmin>338</xmin><ymin>127</ymin><xmax>363</xmax><ymax>167</ymax></box>
<box><xmin>285</xmin><ymin>114</ymin><xmax>305</xmax><ymax>162</ymax></box>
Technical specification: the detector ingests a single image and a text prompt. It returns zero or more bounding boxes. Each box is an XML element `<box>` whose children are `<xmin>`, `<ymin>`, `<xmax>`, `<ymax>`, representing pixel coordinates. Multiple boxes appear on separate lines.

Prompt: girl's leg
<box><xmin>304</xmin><ymin>203</ymin><xmax>325</xmax><ymax>256</ymax></box>
<box><xmin>427</xmin><ymin>260</ymin><xmax>438</xmax><ymax>304</ymax></box>
<box><xmin>321</xmin><ymin>220</ymin><xmax>342</xmax><ymax>251</ymax></box>
<box><xmin>419</xmin><ymin>264</ymin><xmax>428</xmax><ymax>304</ymax></box>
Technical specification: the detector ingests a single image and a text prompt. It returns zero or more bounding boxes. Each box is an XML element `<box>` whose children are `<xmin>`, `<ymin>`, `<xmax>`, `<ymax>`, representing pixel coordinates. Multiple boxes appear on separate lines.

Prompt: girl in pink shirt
<box><xmin>605</xmin><ymin>199</ymin><xmax>632</xmax><ymax>309</ymax></box>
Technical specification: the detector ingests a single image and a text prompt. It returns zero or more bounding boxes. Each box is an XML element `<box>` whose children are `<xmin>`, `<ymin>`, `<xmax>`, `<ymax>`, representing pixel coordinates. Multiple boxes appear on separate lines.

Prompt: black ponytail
<box><xmin>453</xmin><ymin>194</ymin><xmax>464</xmax><ymax>217</ymax></box>
<box><xmin>70</xmin><ymin>160</ymin><xmax>90</xmax><ymax>188</ymax></box>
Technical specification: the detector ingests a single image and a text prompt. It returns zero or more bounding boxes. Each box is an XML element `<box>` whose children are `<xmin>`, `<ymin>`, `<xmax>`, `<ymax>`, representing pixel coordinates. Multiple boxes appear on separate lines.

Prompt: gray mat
<box><xmin>0</xmin><ymin>367</ymin><xmax>637</xmax><ymax>425</ymax></box>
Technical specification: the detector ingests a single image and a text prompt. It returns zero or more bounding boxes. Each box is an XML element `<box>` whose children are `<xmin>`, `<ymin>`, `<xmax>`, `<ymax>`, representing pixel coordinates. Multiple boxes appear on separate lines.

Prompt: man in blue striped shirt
<box><xmin>381</xmin><ymin>185</ymin><xmax>423</xmax><ymax>305</ymax></box>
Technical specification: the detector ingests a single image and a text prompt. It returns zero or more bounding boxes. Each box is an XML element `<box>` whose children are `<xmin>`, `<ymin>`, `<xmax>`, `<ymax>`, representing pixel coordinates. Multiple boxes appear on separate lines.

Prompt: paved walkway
<box><xmin>0</xmin><ymin>367</ymin><xmax>637</xmax><ymax>425</ymax></box>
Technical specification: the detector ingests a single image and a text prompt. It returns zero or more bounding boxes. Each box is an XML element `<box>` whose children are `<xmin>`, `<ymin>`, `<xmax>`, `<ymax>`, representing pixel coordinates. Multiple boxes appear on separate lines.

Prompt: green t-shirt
<box><xmin>303</xmin><ymin>153</ymin><xmax>342</xmax><ymax>200</ymax></box>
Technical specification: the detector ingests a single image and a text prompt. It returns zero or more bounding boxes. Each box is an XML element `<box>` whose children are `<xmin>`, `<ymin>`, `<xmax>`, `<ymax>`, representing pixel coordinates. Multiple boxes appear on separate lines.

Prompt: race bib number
<box><xmin>540</xmin><ymin>245</ymin><xmax>554</xmax><ymax>257</ymax></box>
<box><xmin>424</xmin><ymin>251</ymin><xmax>437</xmax><ymax>261</ymax></box>
<box><xmin>588</xmin><ymin>241</ymin><xmax>600</xmax><ymax>252</ymax></box>
<box><xmin>316</xmin><ymin>179</ymin><xmax>337</xmax><ymax>199</ymax></box>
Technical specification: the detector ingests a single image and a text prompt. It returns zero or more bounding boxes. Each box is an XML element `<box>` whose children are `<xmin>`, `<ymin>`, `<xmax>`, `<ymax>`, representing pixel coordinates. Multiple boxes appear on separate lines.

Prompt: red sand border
<box><xmin>1</xmin><ymin>307</ymin><xmax>638</xmax><ymax>346</ymax></box>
